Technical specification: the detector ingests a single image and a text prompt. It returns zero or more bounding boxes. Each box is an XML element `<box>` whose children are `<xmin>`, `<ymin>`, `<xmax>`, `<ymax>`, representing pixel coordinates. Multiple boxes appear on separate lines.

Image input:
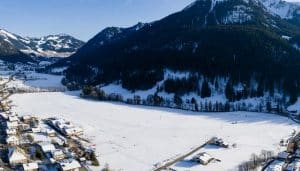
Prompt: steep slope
<box><xmin>0</xmin><ymin>28</ymin><xmax>84</xmax><ymax>58</ymax></box>
<box><xmin>67</xmin><ymin>22</ymin><xmax>147</xmax><ymax>62</ymax></box>
<box><xmin>61</xmin><ymin>0</ymin><xmax>300</xmax><ymax>96</ymax></box>
<box><xmin>0</xmin><ymin>30</ymin><xmax>33</xmax><ymax>63</ymax></box>
<box><xmin>261</xmin><ymin>0</ymin><xmax>300</xmax><ymax>26</ymax></box>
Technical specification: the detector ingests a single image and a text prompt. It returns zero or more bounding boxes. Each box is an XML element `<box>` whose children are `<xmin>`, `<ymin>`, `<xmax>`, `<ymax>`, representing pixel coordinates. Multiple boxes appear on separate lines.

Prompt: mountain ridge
<box><xmin>0</xmin><ymin>28</ymin><xmax>85</xmax><ymax>59</ymax></box>
<box><xmin>55</xmin><ymin>0</ymin><xmax>300</xmax><ymax>104</ymax></box>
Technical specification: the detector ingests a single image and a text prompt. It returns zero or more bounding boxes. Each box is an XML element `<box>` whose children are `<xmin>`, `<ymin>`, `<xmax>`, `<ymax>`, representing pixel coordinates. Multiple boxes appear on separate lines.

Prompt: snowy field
<box><xmin>10</xmin><ymin>91</ymin><xmax>299</xmax><ymax>171</ymax></box>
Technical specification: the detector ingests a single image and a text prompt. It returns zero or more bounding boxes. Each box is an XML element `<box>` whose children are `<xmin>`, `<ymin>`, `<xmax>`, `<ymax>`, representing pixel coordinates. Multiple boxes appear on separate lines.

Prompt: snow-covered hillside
<box><xmin>0</xmin><ymin>28</ymin><xmax>84</xmax><ymax>58</ymax></box>
<box><xmin>21</xmin><ymin>34</ymin><xmax>84</xmax><ymax>58</ymax></box>
<box><xmin>185</xmin><ymin>0</ymin><xmax>300</xmax><ymax>19</ymax></box>
<box><xmin>260</xmin><ymin>0</ymin><xmax>300</xmax><ymax>19</ymax></box>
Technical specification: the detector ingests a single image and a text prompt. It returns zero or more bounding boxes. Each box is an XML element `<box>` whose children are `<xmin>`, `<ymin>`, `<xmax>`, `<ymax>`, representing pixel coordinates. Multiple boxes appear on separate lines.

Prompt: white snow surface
<box><xmin>288</xmin><ymin>97</ymin><xmax>300</xmax><ymax>112</ymax></box>
<box><xmin>183</xmin><ymin>0</ymin><xmax>300</xmax><ymax>20</ymax></box>
<box><xmin>294</xmin><ymin>44</ymin><xmax>300</xmax><ymax>51</ymax></box>
<box><xmin>10</xmin><ymin>91</ymin><xmax>299</xmax><ymax>171</ymax></box>
<box><xmin>260</xmin><ymin>0</ymin><xmax>300</xmax><ymax>19</ymax></box>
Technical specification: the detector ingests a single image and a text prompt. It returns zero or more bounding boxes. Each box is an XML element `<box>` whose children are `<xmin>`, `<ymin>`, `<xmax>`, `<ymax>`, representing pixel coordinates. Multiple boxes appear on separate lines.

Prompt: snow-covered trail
<box><xmin>10</xmin><ymin>91</ymin><xmax>299</xmax><ymax>171</ymax></box>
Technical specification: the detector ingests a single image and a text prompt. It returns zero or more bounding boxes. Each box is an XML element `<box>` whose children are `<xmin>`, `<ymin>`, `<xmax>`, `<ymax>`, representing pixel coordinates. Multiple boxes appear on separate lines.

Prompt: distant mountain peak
<box><xmin>183</xmin><ymin>0</ymin><xmax>300</xmax><ymax>20</ymax></box>
<box><xmin>0</xmin><ymin>28</ymin><xmax>85</xmax><ymax>58</ymax></box>
<box><xmin>260</xmin><ymin>0</ymin><xmax>300</xmax><ymax>19</ymax></box>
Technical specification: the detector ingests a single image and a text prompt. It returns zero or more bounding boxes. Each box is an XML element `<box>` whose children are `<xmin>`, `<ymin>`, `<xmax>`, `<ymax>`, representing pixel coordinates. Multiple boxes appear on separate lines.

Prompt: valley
<box><xmin>0</xmin><ymin>0</ymin><xmax>300</xmax><ymax>170</ymax></box>
<box><xmin>0</xmin><ymin>63</ymin><xmax>296</xmax><ymax>171</ymax></box>
<box><xmin>10</xmin><ymin>84</ymin><xmax>299</xmax><ymax>171</ymax></box>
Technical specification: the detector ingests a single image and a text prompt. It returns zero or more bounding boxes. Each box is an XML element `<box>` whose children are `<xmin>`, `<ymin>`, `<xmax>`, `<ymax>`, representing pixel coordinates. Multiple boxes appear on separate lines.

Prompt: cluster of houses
<box><xmin>265</xmin><ymin>132</ymin><xmax>300</xmax><ymax>171</ymax></box>
<box><xmin>0</xmin><ymin>110</ymin><xmax>97</xmax><ymax>171</ymax></box>
<box><xmin>47</xmin><ymin>118</ymin><xmax>83</xmax><ymax>137</ymax></box>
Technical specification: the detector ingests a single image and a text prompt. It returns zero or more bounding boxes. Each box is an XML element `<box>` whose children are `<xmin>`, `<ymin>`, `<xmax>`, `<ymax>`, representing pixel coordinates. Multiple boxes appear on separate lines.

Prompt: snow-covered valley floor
<box><xmin>10</xmin><ymin>91</ymin><xmax>299</xmax><ymax>171</ymax></box>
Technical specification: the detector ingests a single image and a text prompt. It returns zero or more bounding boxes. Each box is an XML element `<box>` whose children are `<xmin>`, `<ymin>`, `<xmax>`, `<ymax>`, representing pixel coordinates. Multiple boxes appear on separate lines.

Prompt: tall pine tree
<box><xmin>201</xmin><ymin>80</ymin><xmax>211</xmax><ymax>98</ymax></box>
<box><xmin>225</xmin><ymin>81</ymin><xmax>235</xmax><ymax>102</ymax></box>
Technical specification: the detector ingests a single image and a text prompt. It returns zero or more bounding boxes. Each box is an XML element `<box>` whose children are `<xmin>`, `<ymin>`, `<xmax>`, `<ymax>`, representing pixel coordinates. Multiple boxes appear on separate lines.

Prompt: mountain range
<box><xmin>58</xmin><ymin>0</ymin><xmax>300</xmax><ymax>94</ymax></box>
<box><xmin>0</xmin><ymin>28</ymin><xmax>84</xmax><ymax>62</ymax></box>
<box><xmin>2</xmin><ymin>0</ymin><xmax>300</xmax><ymax>102</ymax></box>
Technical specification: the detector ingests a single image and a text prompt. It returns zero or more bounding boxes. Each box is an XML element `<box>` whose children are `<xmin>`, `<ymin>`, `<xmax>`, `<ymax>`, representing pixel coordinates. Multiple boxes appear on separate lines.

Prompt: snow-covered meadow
<box><xmin>10</xmin><ymin>91</ymin><xmax>298</xmax><ymax>171</ymax></box>
<box><xmin>0</xmin><ymin>66</ymin><xmax>296</xmax><ymax>171</ymax></box>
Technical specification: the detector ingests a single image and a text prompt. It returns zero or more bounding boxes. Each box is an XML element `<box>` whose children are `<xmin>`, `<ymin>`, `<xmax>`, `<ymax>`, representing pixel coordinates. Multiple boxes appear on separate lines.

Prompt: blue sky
<box><xmin>0</xmin><ymin>0</ymin><xmax>195</xmax><ymax>41</ymax></box>
<box><xmin>1</xmin><ymin>0</ymin><xmax>299</xmax><ymax>41</ymax></box>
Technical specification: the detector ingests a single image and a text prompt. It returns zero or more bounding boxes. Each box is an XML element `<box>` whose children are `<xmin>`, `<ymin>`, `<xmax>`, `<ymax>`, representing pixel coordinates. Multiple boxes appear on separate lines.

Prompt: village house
<box><xmin>39</xmin><ymin>142</ymin><xmax>56</xmax><ymax>153</ymax></box>
<box><xmin>210</xmin><ymin>137</ymin><xmax>229</xmax><ymax>148</ymax></box>
<box><xmin>0</xmin><ymin>113</ymin><xmax>8</xmax><ymax>120</ymax></box>
<box><xmin>287</xmin><ymin>133</ymin><xmax>300</xmax><ymax>152</ymax></box>
<box><xmin>1</xmin><ymin>105</ymin><xmax>10</xmax><ymax>111</ymax></box>
<box><xmin>286</xmin><ymin>159</ymin><xmax>300</xmax><ymax>171</ymax></box>
<box><xmin>51</xmin><ymin>119</ymin><xmax>83</xmax><ymax>136</ymax></box>
<box><xmin>265</xmin><ymin>160</ymin><xmax>285</xmax><ymax>171</ymax></box>
<box><xmin>64</xmin><ymin>127</ymin><xmax>83</xmax><ymax>137</ymax></box>
<box><xmin>22</xmin><ymin>162</ymin><xmax>39</xmax><ymax>171</ymax></box>
<box><xmin>6</xmin><ymin>121</ymin><xmax>18</xmax><ymax>129</ymax></box>
<box><xmin>18</xmin><ymin>124</ymin><xmax>30</xmax><ymax>131</ymax></box>
<box><xmin>8</xmin><ymin>147</ymin><xmax>28</xmax><ymax>165</ymax></box>
<box><xmin>30</xmin><ymin>127</ymin><xmax>41</xmax><ymax>133</ymax></box>
<box><xmin>6</xmin><ymin>128</ymin><xmax>17</xmax><ymax>135</ymax></box>
<box><xmin>51</xmin><ymin>149</ymin><xmax>65</xmax><ymax>160</ymax></box>
<box><xmin>45</xmin><ymin>128</ymin><xmax>56</xmax><ymax>137</ymax></box>
<box><xmin>58</xmin><ymin>159</ymin><xmax>81</xmax><ymax>171</ymax></box>
<box><xmin>192</xmin><ymin>152</ymin><xmax>214</xmax><ymax>165</ymax></box>
<box><xmin>21</xmin><ymin>115</ymin><xmax>32</xmax><ymax>124</ymax></box>
<box><xmin>6</xmin><ymin>135</ymin><xmax>20</xmax><ymax>145</ymax></box>
<box><xmin>277</xmin><ymin>151</ymin><xmax>292</xmax><ymax>161</ymax></box>
<box><xmin>295</xmin><ymin>149</ymin><xmax>300</xmax><ymax>158</ymax></box>
<box><xmin>8</xmin><ymin>115</ymin><xmax>19</xmax><ymax>122</ymax></box>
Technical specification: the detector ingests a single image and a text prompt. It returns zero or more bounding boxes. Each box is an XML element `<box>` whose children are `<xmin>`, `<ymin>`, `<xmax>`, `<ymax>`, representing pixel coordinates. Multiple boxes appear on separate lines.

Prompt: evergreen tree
<box><xmin>215</xmin><ymin>102</ymin><xmax>219</xmax><ymax>112</ymax></box>
<box><xmin>208</xmin><ymin>101</ymin><xmax>212</xmax><ymax>112</ymax></box>
<box><xmin>225</xmin><ymin>81</ymin><xmax>235</xmax><ymax>102</ymax></box>
<box><xmin>191</xmin><ymin>97</ymin><xmax>199</xmax><ymax>111</ymax></box>
<box><xmin>154</xmin><ymin>93</ymin><xmax>163</xmax><ymax>106</ymax></box>
<box><xmin>289</xmin><ymin>93</ymin><xmax>298</xmax><ymax>105</ymax></box>
<box><xmin>201</xmin><ymin>80</ymin><xmax>211</xmax><ymax>98</ymax></box>
<box><xmin>266</xmin><ymin>101</ymin><xmax>272</xmax><ymax>113</ymax></box>
<box><xmin>204</xmin><ymin>101</ymin><xmax>209</xmax><ymax>112</ymax></box>
<box><xmin>97</xmin><ymin>89</ymin><xmax>106</xmax><ymax>100</ymax></box>
<box><xmin>225</xmin><ymin>101</ymin><xmax>230</xmax><ymax>112</ymax></box>
<box><xmin>82</xmin><ymin>85</ymin><xmax>93</xmax><ymax>95</ymax></box>
<box><xmin>215</xmin><ymin>79</ymin><xmax>220</xmax><ymax>93</ymax></box>
<box><xmin>174</xmin><ymin>94</ymin><xmax>183</xmax><ymax>108</ymax></box>
<box><xmin>256</xmin><ymin>81</ymin><xmax>264</xmax><ymax>97</ymax></box>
